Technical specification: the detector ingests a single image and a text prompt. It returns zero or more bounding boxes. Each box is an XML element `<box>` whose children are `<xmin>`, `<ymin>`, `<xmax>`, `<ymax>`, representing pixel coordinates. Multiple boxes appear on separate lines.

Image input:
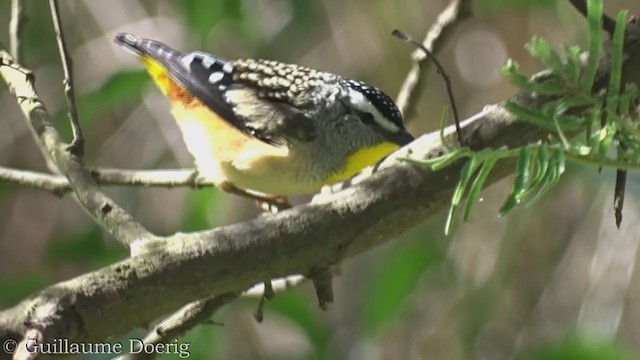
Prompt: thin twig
<box><xmin>395</xmin><ymin>0</ymin><xmax>472</xmax><ymax>119</ymax></box>
<box><xmin>9</xmin><ymin>0</ymin><xmax>59</xmax><ymax>173</ymax></box>
<box><xmin>0</xmin><ymin>48</ymin><xmax>155</xmax><ymax>247</ymax></box>
<box><xmin>115</xmin><ymin>294</ymin><xmax>237</xmax><ymax>360</ymax></box>
<box><xmin>49</xmin><ymin>0</ymin><xmax>84</xmax><ymax>156</ymax></box>
<box><xmin>0</xmin><ymin>166</ymin><xmax>211</xmax><ymax>195</ymax></box>
<box><xmin>614</xmin><ymin>169</ymin><xmax>626</xmax><ymax>227</ymax></box>
<box><xmin>9</xmin><ymin>0</ymin><xmax>25</xmax><ymax>64</ymax></box>
<box><xmin>0</xmin><ymin>166</ymin><xmax>69</xmax><ymax>196</ymax></box>
<box><xmin>568</xmin><ymin>0</ymin><xmax>617</xmax><ymax>35</ymax></box>
<box><xmin>393</xmin><ymin>29</ymin><xmax>464</xmax><ymax>145</ymax></box>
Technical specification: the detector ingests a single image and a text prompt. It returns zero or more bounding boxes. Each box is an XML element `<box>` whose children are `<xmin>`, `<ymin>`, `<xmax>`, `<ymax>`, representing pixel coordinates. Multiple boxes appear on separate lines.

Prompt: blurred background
<box><xmin>1</xmin><ymin>0</ymin><xmax>640</xmax><ymax>359</ymax></box>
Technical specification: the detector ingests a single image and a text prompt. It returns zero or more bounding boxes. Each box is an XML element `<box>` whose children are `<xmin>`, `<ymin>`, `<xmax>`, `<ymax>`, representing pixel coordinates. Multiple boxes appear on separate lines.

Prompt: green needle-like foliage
<box><xmin>409</xmin><ymin>0</ymin><xmax>637</xmax><ymax>235</ymax></box>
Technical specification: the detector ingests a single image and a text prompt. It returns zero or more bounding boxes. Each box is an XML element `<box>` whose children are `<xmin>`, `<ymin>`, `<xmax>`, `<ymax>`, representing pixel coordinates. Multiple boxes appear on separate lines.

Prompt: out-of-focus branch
<box><xmin>0</xmin><ymin>48</ymin><xmax>155</xmax><ymax>248</ymax></box>
<box><xmin>9</xmin><ymin>0</ymin><xmax>25</xmax><ymax>63</ymax></box>
<box><xmin>0</xmin><ymin>166</ymin><xmax>68</xmax><ymax>196</ymax></box>
<box><xmin>115</xmin><ymin>293</ymin><xmax>238</xmax><ymax>360</ymax></box>
<box><xmin>395</xmin><ymin>0</ymin><xmax>473</xmax><ymax>119</ymax></box>
<box><xmin>49</xmin><ymin>0</ymin><xmax>84</xmax><ymax>156</ymax></box>
<box><xmin>0</xmin><ymin>166</ymin><xmax>212</xmax><ymax>196</ymax></box>
<box><xmin>9</xmin><ymin>0</ymin><xmax>59</xmax><ymax>173</ymax></box>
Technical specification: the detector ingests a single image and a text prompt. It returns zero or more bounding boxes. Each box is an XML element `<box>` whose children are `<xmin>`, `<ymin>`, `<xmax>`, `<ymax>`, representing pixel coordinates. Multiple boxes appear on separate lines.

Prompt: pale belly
<box><xmin>173</xmin><ymin>105</ymin><xmax>325</xmax><ymax>195</ymax></box>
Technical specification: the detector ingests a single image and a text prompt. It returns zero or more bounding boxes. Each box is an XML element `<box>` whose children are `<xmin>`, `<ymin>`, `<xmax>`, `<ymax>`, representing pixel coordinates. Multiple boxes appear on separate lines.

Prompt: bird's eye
<box><xmin>359</xmin><ymin>112</ymin><xmax>375</xmax><ymax>125</ymax></box>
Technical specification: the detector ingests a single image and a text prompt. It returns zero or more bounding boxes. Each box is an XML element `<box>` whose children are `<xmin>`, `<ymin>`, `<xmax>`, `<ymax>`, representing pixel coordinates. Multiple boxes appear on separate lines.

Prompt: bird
<box><xmin>114</xmin><ymin>33</ymin><xmax>414</xmax><ymax>210</ymax></box>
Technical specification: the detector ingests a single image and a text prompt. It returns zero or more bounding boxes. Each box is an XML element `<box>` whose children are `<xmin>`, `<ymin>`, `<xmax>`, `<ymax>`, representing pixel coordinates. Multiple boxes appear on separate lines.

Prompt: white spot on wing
<box><xmin>180</xmin><ymin>53</ymin><xmax>196</xmax><ymax>69</ymax></box>
<box><xmin>208</xmin><ymin>71</ymin><xmax>225</xmax><ymax>84</ymax></box>
<box><xmin>202</xmin><ymin>56</ymin><xmax>215</xmax><ymax>69</ymax></box>
<box><xmin>222</xmin><ymin>63</ymin><xmax>234</xmax><ymax>73</ymax></box>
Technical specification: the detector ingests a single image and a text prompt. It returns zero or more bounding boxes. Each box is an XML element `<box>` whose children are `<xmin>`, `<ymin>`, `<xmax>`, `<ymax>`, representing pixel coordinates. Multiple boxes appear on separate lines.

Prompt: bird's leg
<box><xmin>218</xmin><ymin>182</ymin><xmax>291</xmax><ymax>213</ymax></box>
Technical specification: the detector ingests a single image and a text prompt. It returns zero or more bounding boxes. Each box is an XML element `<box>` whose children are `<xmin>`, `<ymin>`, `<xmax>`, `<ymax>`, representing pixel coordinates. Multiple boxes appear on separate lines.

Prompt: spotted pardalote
<box><xmin>115</xmin><ymin>33</ymin><xmax>413</xmax><ymax>207</ymax></box>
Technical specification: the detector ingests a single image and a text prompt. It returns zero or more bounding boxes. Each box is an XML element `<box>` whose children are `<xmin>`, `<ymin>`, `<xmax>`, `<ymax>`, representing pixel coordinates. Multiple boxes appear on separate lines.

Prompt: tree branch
<box><xmin>49</xmin><ymin>0</ymin><xmax>84</xmax><ymax>156</ymax></box>
<box><xmin>115</xmin><ymin>293</ymin><xmax>237</xmax><ymax>360</ymax></box>
<box><xmin>0</xmin><ymin>166</ymin><xmax>211</xmax><ymax>195</ymax></box>
<box><xmin>395</xmin><ymin>0</ymin><xmax>473</xmax><ymax>119</ymax></box>
<box><xmin>9</xmin><ymin>0</ymin><xmax>25</xmax><ymax>64</ymax></box>
<box><xmin>9</xmin><ymin>0</ymin><xmax>59</xmax><ymax>174</ymax></box>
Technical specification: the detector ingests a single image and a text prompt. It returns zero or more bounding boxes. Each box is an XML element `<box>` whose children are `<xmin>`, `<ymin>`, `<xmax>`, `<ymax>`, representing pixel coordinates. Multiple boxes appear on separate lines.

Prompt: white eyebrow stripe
<box><xmin>347</xmin><ymin>88</ymin><xmax>400</xmax><ymax>132</ymax></box>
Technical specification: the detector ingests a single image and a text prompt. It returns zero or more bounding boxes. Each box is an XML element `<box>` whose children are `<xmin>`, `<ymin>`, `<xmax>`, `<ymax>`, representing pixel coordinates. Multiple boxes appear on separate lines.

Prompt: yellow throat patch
<box><xmin>324</xmin><ymin>141</ymin><xmax>399</xmax><ymax>184</ymax></box>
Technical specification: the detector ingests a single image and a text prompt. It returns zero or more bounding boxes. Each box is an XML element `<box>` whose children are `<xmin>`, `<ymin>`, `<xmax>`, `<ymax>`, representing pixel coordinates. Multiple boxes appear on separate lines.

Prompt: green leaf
<box><xmin>401</xmin><ymin>148</ymin><xmax>473</xmax><ymax>171</ymax></box>
<box><xmin>606</xmin><ymin>10</ymin><xmax>628</xmax><ymax>112</ymax></box>
<box><xmin>502</xmin><ymin>59</ymin><xmax>531</xmax><ymax>89</ymax></box>
<box><xmin>549</xmin><ymin>148</ymin><xmax>566</xmax><ymax>186</ymax></box>
<box><xmin>563</xmin><ymin>45</ymin><xmax>583</xmax><ymax>83</ymax></box>
<box><xmin>579</xmin><ymin>0</ymin><xmax>604</xmax><ymax>91</ymax></box>
<box><xmin>500</xmin><ymin>147</ymin><xmax>531</xmax><ymax>215</ymax></box>
<box><xmin>528</xmin><ymin>167</ymin><xmax>555</xmax><ymax>205</ymax></box>
<box><xmin>618</xmin><ymin>84</ymin><xmax>638</xmax><ymax>118</ymax></box>
<box><xmin>543</xmin><ymin>97</ymin><xmax>598</xmax><ymax>117</ymax></box>
<box><xmin>446</xmin><ymin>158</ymin><xmax>480</xmax><ymax>235</ymax></box>
<box><xmin>531</xmin><ymin>144</ymin><xmax>550</xmax><ymax>187</ymax></box>
<box><xmin>594</xmin><ymin>122</ymin><xmax>616</xmax><ymax>159</ymax></box>
<box><xmin>532</xmin><ymin>77</ymin><xmax>568</xmax><ymax>95</ymax></box>
<box><xmin>505</xmin><ymin>101</ymin><xmax>581</xmax><ymax>132</ymax></box>
<box><xmin>526</xmin><ymin>36</ymin><xmax>564</xmax><ymax>73</ymax></box>
<box><xmin>463</xmin><ymin>157</ymin><xmax>497</xmax><ymax>220</ymax></box>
